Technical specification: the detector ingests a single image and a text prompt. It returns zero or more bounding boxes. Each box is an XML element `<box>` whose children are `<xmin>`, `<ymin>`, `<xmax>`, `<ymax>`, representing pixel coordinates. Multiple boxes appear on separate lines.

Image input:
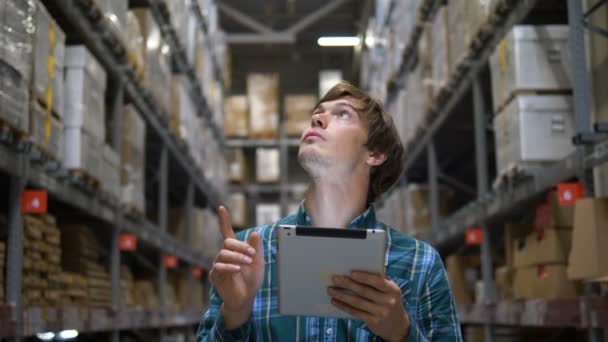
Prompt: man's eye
<box><xmin>339</xmin><ymin>111</ymin><xmax>350</xmax><ymax>119</ymax></box>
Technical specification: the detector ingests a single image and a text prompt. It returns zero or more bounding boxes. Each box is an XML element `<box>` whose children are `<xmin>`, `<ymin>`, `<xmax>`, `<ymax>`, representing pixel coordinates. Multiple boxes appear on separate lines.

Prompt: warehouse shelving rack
<box><xmin>1</xmin><ymin>0</ymin><xmax>227</xmax><ymax>340</ymax></box>
<box><xmin>371</xmin><ymin>0</ymin><xmax>608</xmax><ymax>341</ymax></box>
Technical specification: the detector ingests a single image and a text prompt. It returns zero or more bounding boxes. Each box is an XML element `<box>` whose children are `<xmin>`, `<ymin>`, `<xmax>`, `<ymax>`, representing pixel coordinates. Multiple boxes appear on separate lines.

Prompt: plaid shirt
<box><xmin>197</xmin><ymin>204</ymin><xmax>462</xmax><ymax>341</ymax></box>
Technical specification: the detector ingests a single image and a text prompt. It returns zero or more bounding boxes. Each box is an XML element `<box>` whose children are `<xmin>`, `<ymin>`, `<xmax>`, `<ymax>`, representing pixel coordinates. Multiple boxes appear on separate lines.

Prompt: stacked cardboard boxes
<box><xmin>247</xmin><ymin>73</ymin><xmax>279</xmax><ymax>139</ymax></box>
<box><xmin>504</xmin><ymin>193</ymin><xmax>581</xmax><ymax>300</ymax></box>
<box><xmin>0</xmin><ymin>0</ymin><xmax>34</xmax><ymax>135</ymax></box>
<box><xmin>126</xmin><ymin>11</ymin><xmax>145</xmax><ymax>78</ymax></box>
<box><xmin>446</xmin><ymin>255</ymin><xmax>480</xmax><ymax>305</ymax></box>
<box><xmin>170</xmin><ymin>75</ymin><xmax>186</xmax><ymax>140</ymax></box>
<box><xmin>256</xmin><ymin>204</ymin><xmax>281</xmax><ymax>227</ymax></box>
<box><xmin>228</xmin><ymin>193</ymin><xmax>248</xmax><ymax>229</ymax></box>
<box><xmin>133</xmin><ymin>280</ymin><xmax>158</xmax><ymax>311</ymax></box>
<box><xmin>101</xmin><ymin>145</ymin><xmax>121</xmax><ymax>200</ymax></box>
<box><xmin>447</xmin><ymin>0</ymin><xmax>492</xmax><ymax>74</ymax></box>
<box><xmin>60</xmin><ymin>272</ymin><xmax>88</xmax><ymax>307</ymax></box>
<box><xmin>429</xmin><ymin>6</ymin><xmax>451</xmax><ymax>98</ymax></box>
<box><xmin>568</xmin><ymin>198</ymin><xmax>608</xmax><ymax>281</ymax></box>
<box><xmin>403</xmin><ymin>184</ymin><xmax>452</xmax><ymax>236</ymax></box>
<box><xmin>121</xmin><ymin>265</ymin><xmax>135</xmax><ymax>308</ymax></box>
<box><xmin>121</xmin><ymin>105</ymin><xmax>146</xmax><ymax>214</ymax></box>
<box><xmin>0</xmin><ymin>241</ymin><xmax>4</xmax><ymax>302</ymax></box>
<box><xmin>285</xmin><ymin>95</ymin><xmax>317</xmax><ymax>137</ymax></box>
<box><xmin>133</xmin><ymin>8</ymin><xmax>171</xmax><ymax>117</ymax></box>
<box><xmin>60</xmin><ymin>224</ymin><xmax>112</xmax><ymax>308</ymax></box>
<box><xmin>22</xmin><ymin>215</ymin><xmax>62</xmax><ymax>307</ymax></box>
<box><xmin>171</xmin><ymin>274</ymin><xmax>206</xmax><ymax>311</ymax></box>
<box><xmin>196</xmin><ymin>209</ymin><xmax>222</xmax><ymax>260</ymax></box>
<box><xmin>224</xmin><ymin>95</ymin><xmax>249</xmax><ymax>138</ymax></box>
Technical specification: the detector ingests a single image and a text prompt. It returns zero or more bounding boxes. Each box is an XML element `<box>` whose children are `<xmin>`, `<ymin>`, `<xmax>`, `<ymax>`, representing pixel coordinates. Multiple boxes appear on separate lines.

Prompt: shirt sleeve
<box><xmin>196</xmin><ymin>284</ymin><xmax>254</xmax><ymax>342</ymax></box>
<box><xmin>408</xmin><ymin>249</ymin><xmax>463</xmax><ymax>341</ymax></box>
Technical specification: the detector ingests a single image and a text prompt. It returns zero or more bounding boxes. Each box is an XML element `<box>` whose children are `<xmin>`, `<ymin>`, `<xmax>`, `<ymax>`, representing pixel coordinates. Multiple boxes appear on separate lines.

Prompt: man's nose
<box><xmin>311</xmin><ymin>113</ymin><xmax>327</xmax><ymax>129</ymax></box>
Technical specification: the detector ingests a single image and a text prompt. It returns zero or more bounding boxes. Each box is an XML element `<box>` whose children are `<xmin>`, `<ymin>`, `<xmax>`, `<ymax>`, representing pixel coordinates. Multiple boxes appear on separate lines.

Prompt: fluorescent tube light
<box><xmin>317</xmin><ymin>36</ymin><xmax>360</xmax><ymax>47</ymax></box>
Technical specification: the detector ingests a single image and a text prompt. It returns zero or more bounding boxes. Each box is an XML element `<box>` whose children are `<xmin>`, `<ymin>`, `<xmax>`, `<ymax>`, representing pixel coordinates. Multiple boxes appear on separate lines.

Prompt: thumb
<box><xmin>248</xmin><ymin>232</ymin><xmax>264</xmax><ymax>263</ymax></box>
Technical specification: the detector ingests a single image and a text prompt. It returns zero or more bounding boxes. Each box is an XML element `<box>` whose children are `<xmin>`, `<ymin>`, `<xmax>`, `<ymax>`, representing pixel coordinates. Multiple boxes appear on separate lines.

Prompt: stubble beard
<box><xmin>298</xmin><ymin>148</ymin><xmax>333</xmax><ymax>180</ymax></box>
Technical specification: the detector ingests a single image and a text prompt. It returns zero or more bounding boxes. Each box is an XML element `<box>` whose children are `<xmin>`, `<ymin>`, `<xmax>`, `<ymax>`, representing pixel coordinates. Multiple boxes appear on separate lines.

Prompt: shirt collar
<box><xmin>295</xmin><ymin>200</ymin><xmax>377</xmax><ymax>229</ymax></box>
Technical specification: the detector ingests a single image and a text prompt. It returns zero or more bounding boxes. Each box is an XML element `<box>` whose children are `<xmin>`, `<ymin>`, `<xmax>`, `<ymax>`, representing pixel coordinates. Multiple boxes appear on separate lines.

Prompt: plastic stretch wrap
<box><xmin>0</xmin><ymin>0</ymin><xmax>35</xmax><ymax>82</ymax></box>
<box><xmin>0</xmin><ymin>60</ymin><xmax>29</xmax><ymax>133</ymax></box>
<box><xmin>32</xmin><ymin>0</ymin><xmax>66</xmax><ymax>118</ymax></box>
<box><xmin>121</xmin><ymin>105</ymin><xmax>146</xmax><ymax>213</ymax></box>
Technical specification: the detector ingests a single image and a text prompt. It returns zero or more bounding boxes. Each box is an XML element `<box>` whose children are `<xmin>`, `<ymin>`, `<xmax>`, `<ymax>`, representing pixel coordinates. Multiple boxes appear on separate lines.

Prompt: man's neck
<box><xmin>304</xmin><ymin>173</ymin><xmax>370</xmax><ymax>228</ymax></box>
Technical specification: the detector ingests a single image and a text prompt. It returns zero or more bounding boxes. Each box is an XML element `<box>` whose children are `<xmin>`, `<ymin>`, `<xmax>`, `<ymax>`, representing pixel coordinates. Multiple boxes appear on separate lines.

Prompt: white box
<box><xmin>255</xmin><ymin>148</ymin><xmax>280</xmax><ymax>183</ymax></box>
<box><xmin>256</xmin><ymin>204</ymin><xmax>281</xmax><ymax>227</ymax></box>
<box><xmin>63</xmin><ymin>127</ymin><xmax>102</xmax><ymax>179</ymax></box>
<box><xmin>228</xmin><ymin>193</ymin><xmax>248</xmax><ymax>228</ymax></box>
<box><xmin>493</xmin><ymin>95</ymin><xmax>575</xmax><ymax>176</ymax></box>
<box><xmin>0</xmin><ymin>61</ymin><xmax>29</xmax><ymax>133</ymax></box>
<box><xmin>490</xmin><ymin>25</ymin><xmax>571</xmax><ymax>111</ymax></box>
<box><xmin>102</xmin><ymin>145</ymin><xmax>121</xmax><ymax>200</ymax></box>
<box><xmin>64</xmin><ymin>46</ymin><xmax>107</xmax><ymax>142</ymax></box>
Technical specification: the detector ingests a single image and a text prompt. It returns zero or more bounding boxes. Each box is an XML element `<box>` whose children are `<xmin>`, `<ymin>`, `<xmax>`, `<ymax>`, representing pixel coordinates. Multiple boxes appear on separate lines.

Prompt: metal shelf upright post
<box><xmin>158</xmin><ymin>146</ymin><xmax>169</xmax><ymax>341</ymax></box>
<box><xmin>567</xmin><ymin>0</ymin><xmax>605</xmax><ymax>341</ymax></box>
<box><xmin>427</xmin><ymin>141</ymin><xmax>440</xmax><ymax>233</ymax></box>
<box><xmin>185</xmin><ymin>180</ymin><xmax>196</xmax><ymax>341</ymax></box>
<box><xmin>5</xmin><ymin>157</ymin><xmax>28</xmax><ymax>342</ymax></box>
<box><xmin>473</xmin><ymin>76</ymin><xmax>496</xmax><ymax>341</ymax></box>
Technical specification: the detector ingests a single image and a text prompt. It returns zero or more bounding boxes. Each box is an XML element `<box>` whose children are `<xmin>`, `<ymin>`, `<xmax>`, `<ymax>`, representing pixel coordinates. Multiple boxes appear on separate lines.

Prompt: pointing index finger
<box><xmin>218</xmin><ymin>206</ymin><xmax>236</xmax><ymax>239</ymax></box>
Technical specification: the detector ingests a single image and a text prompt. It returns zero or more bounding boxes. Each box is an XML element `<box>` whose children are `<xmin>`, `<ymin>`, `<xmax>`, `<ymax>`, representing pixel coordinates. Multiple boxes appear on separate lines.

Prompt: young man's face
<box><xmin>297</xmin><ymin>96</ymin><xmax>371</xmax><ymax>176</ymax></box>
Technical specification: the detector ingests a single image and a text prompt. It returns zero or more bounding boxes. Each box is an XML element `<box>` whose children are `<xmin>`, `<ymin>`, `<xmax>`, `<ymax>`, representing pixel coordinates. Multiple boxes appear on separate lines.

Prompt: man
<box><xmin>197</xmin><ymin>81</ymin><xmax>462</xmax><ymax>341</ymax></box>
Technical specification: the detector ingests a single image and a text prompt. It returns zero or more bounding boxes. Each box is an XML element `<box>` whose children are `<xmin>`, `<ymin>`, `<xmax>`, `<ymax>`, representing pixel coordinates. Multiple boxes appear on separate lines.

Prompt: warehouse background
<box><xmin>0</xmin><ymin>0</ymin><xmax>607</xmax><ymax>341</ymax></box>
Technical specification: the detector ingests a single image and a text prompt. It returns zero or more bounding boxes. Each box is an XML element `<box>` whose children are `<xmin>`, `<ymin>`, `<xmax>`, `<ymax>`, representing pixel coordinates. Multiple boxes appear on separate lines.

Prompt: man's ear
<box><xmin>366</xmin><ymin>150</ymin><xmax>387</xmax><ymax>167</ymax></box>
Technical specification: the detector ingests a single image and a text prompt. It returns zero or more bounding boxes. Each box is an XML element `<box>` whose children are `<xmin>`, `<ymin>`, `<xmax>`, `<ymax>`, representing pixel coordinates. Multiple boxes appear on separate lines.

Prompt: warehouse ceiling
<box><xmin>219</xmin><ymin>0</ymin><xmax>369</xmax><ymax>93</ymax></box>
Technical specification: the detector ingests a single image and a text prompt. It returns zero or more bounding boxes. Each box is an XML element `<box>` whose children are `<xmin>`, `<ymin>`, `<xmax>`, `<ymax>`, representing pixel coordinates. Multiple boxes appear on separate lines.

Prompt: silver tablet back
<box><xmin>277</xmin><ymin>225</ymin><xmax>387</xmax><ymax>318</ymax></box>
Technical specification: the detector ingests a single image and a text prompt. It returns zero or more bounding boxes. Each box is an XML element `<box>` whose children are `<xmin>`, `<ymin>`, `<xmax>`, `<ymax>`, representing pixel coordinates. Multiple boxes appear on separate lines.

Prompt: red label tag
<box><xmin>192</xmin><ymin>267</ymin><xmax>203</xmax><ymax>279</ymax></box>
<box><xmin>164</xmin><ymin>255</ymin><xmax>178</xmax><ymax>269</ymax></box>
<box><xmin>465</xmin><ymin>228</ymin><xmax>483</xmax><ymax>245</ymax></box>
<box><xmin>557</xmin><ymin>183</ymin><xmax>584</xmax><ymax>206</ymax></box>
<box><xmin>20</xmin><ymin>191</ymin><xmax>48</xmax><ymax>213</ymax></box>
<box><xmin>119</xmin><ymin>234</ymin><xmax>137</xmax><ymax>251</ymax></box>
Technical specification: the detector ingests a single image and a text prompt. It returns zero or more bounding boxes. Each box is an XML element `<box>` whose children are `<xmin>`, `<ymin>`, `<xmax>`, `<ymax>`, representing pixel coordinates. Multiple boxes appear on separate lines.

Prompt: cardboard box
<box><xmin>568</xmin><ymin>198</ymin><xmax>608</xmax><ymax>280</ymax></box>
<box><xmin>404</xmin><ymin>184</ymin><xmax>452</xmax><ymax>236</ymax></box>
<box><xmin>445</xmin><ymin>255</ymin><xmax>480</xmax><ymax>305</ymax></box>
<box><xmin>170</xmin><ymin>75</ymin><xmax>184</xmax><ymax>140</ymax></box>
<box><xmin>493</xmin><ymin>95</ymin><xmax>575</xmax><ymax>177</ymax></box>
<box><xmin>285</xmin><ymin>95</ymin><xmax>317</xmax><ymax>137</ymax></box>
<box><xmin>513</xmin><ymin>264</ymin><xmax>580</xmax><ymax>299</ymax></box>
<box><xmin>535</xmin><ymin>191</ymin><xmax>574</xmax><ymax>230</ymax></box>
<box><xmin>504</xmin><ymin>224</ymin><xmax>533</xmax><ymax>269</ymax></box>
<box><xmin>29</xmin><ymin>100</ymin><xmax>64</xmax><ymax>160</ymax></box>
<box><xmin>513</xmin><ymin>229</ymin><xmax>572</xmax><ymax>268</ymax></box>
<box><xmin>133</xmin><ymin>280</ymin><xmax>158</xmax><ymax>310</ymax></box>
<box><xmin>229</xmin><ymin>193</ymin><xmax>248</xmax><ymax>228</ymax></box>
<box><xmin>495</xmin><ymin>266</ymin><xmax>514</xmax><ymax>300</ymax></box>
<box><xmin>126</xmin><ymin>11</ymin><xmax>144</xmax><ymax>77</ymax></box>
<box><xmin>133</xmin><ymin>8</ymin><xmax>171</xmax><ymax>116</ymax></box>
<box><xmin>247</xmin><ymin>73</ymin><xmax>279</xmax><ymax>138</ymax></box>
<box><xmin>490</xmin><ymin>25</ymin><xmax>571</xmax><ymax>112</ymax></box>
<box><xmin>227</xmin><ymin>148</ymin><xmax>247</xmax><ymax>183</ymax></box>
<box><xmin>256</xmin><ymin>204</ymin><xmax>281</xmax><ymax>227</ymax></box>
<box><xmin>224</xmin><ymin>95</ymin><xmax>249</xmax><ymax>137</ymax></box>
<box><xmin>256</xmin><ymin>148</ymin><xmax>280</xmax><ymax>183</ymax></box>
<box><xmin>64</xmin><ymin>46</ymin><xmax>107</xmax><ymax>142</ymax></box>
<box><xmin>31</xmin><ymin>0</ymin><xmax>66</xmax><ymax>118</ymax></box>
<box><xmin>102</xmin><ymin>145</ymin><xmax>121</xmax><ymax>200</ymax></box>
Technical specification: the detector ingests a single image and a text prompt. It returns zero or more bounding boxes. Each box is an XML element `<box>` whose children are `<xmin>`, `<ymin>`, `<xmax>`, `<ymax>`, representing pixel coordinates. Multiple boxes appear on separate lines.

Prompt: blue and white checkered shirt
<box><xmin>197</xmin><ymin>203</ymin><xmax>462</xmax><ymax>341</ymax></box>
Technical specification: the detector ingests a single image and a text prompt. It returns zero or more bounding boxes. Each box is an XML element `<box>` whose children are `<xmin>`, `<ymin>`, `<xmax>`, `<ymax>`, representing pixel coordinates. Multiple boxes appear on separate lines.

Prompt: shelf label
<box><xmin>192</xmin><ymin>267</ymin><xmax>203</xmax><ymax>279</ymax></box>
<box><xmin>465</xmin><ymin>228</ymin><xmax>483</xmax><ymax>245</ymax></box>
<box><xmin>20</xmin><ymin>191</ymin><xmax>48</xmax><ymax>213</ymax></box>
<box><xmin>119</xmin><ymin>234</ymin><xmax>137</xmax><ymax>251</ymax></box>
<box><xmin>557</xmin><ymin>183</ymin><xmax>584</xmax><ymax>206</ymax></box>
<box><xmin>164</xmin><ymin>255</ymin><xmax>178</xmax><ymax>269</ymax></box>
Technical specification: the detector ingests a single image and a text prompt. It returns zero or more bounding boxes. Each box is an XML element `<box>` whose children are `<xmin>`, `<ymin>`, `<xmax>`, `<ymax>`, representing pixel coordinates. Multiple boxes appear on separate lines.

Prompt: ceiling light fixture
<box><xmin>317</xmin><ymin>36</ymin><xmax>360</xmax><ymax>47</ymax></box>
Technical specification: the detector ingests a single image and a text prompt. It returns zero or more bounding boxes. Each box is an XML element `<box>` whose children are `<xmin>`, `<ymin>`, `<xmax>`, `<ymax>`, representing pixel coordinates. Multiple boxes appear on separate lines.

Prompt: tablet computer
<box><xmin>277</xmin><ymin>225</ymin><xmax>386</xmax><ymax>318</ymax></box>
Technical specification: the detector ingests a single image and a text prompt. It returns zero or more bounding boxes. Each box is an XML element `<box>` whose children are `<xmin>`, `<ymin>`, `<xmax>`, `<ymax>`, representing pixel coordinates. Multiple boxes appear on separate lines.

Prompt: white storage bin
<box><xmin>493</xmin><ymin>95</ymin><xmax>575</xmax><ymax>176</ymax></box>
<box><xmin>63</xmin><ymin>126</ymin><xmax>102</xmax><ymax>178</ymax></box>
<box><xmin>490</xmin><ymin>25</ymin><xmax>571</xmax><ymax>111</ymax></box>
<box><xmin>64</xmin><ymin>46</ymin><xmax>107</xmax><ymax>142</ymax></box>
